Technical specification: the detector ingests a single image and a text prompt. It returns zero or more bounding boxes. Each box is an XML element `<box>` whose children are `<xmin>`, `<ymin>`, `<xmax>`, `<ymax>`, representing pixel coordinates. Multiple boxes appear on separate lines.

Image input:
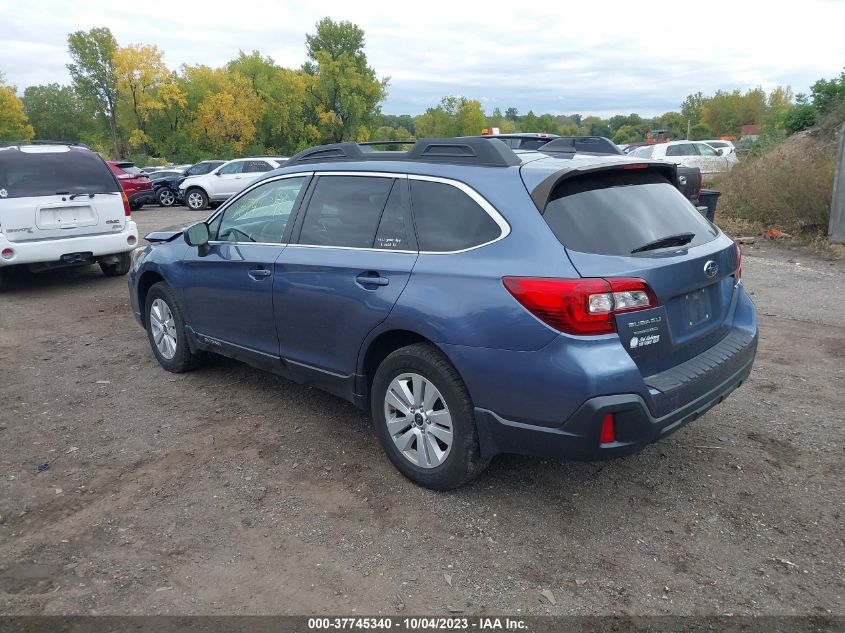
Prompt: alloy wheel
<box><xmin>159</xmin><ymin>189</ymin><xmax>175</xmax><ymax>206</ymax></box>
<box><xmin>187</xmin><ymin>191</ymin><xmax>204</xmax><ymax>210</ymax></box>
<box><xmin>149</xmin><ymin>298</ymin><xmax>177</xmax><ymax>360</ymax></box>
<box><xmin>384</xmin><ymin>372</ymin><xmax>453</xmax><ymax>468</ymax></box>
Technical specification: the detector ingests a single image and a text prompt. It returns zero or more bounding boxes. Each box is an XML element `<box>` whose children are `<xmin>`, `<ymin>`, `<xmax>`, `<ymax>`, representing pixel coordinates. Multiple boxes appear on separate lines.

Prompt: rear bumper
<box><xmin>0</xmin><ymin>222</ymin><xmax>139</xmax><ymax>268</ymax></box>
<box><xmin>475</xmin><ymin>331</ymin><xmax>756</xmax><ymax>459</ymax></box>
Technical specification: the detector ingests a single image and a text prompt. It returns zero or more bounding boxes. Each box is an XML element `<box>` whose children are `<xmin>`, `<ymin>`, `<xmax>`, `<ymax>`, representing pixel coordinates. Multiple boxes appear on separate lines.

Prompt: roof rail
<box><xmin>0</xmin><ymin>139</ymin><xmax>92</xmax><ymax>149</ymax></box>
<box><xmin>284</xmin><ymin>137</ymin><xmax>521</xmax><ymax>168</ymax></box>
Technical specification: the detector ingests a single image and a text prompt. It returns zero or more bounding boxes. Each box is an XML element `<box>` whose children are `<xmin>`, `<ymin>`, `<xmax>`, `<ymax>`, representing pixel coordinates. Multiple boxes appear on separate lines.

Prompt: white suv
<box><xmin>179</xmin><ymin>157</ymin><xmax>286</xmax><ymax>210</ymax></box>
<box><xmin>628</xmin><ymin>141</ymin><xmax>737</xmax><ymax>184</ymax></box>
<box><xmin>0</xmin><ymin>143</ymin><xmax>139</xmax><ymax>290</ymax></box>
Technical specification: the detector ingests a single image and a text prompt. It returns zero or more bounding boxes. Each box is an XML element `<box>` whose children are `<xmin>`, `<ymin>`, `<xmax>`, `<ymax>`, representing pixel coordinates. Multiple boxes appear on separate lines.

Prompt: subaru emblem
<box><xmin>703</xmin><ymin>260</ymin><xmax>719</xmax><ymax>278</ymax></box>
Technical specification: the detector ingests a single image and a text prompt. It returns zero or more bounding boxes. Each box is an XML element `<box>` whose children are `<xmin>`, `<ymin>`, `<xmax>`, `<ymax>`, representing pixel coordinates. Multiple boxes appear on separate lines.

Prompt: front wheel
<box><xmin>371</xmin><ymin>343</ymin><xmax>488</xmax><ymax>490</ymax></box>
<box><xmin>144</xmin><ymin>282</ymin><xmax>205</xmax><ymax>372</ymax></box>
<box><xmin>157</xmin><ymin>187</ymin><xmax>176</xmax><ymax>207</ymax></box>
<box><xmin>185</xmin><ymin>188</ymin><xmax>208</xmax><ymax>210</ymax></box>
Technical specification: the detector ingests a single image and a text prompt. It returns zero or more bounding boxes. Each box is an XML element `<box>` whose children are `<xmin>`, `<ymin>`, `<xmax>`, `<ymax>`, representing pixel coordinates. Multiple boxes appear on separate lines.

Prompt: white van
<box><xmin>0</xmin><ymin>143</ymin><xmax>139</xmax><ymax>290</ymax></box>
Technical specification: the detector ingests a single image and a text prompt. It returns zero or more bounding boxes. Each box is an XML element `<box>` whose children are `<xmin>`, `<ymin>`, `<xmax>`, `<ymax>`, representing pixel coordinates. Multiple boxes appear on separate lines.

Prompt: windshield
<box><xmin>543</xmin><ymin>170</ymin><xmax>718</xmax><ymax>256</ymax></box>
<box><xmin>0</xmin><ymin>148</ymin><xmax>119</xmax><ymax>199</ymax></box>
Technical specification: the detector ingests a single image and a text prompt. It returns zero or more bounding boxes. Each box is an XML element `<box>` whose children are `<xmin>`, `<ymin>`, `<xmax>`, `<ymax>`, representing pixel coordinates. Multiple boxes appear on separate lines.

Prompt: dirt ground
<box><xmin>0</xmin><ymin>206</ymin><xmax>843</xmax><ymax>616</ymax></box>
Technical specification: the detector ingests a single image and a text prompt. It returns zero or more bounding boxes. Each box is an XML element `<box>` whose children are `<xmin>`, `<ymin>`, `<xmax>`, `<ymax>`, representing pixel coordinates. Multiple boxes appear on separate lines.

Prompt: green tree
<box><xmin>810</xmin><ymin>68</ymin><xmax>845</xmax><ymax>114</ymax></box>
<box><xmin>681</xmin><ymin>92</ymin><xmax>705</xmax><ymax>124</ymax></box>
<box><xmin>505</xmin><ymin>107</ymin><xmax>518</xmax><ymax>122</ymax></box>
<box><xmin>689</xmin><ymin>122</ymin><xmax>711</xmax><ymax>141</ymax></box>
<box><xmin>67</xmin><ymin>27</ymin><xmax>120</xmax><ymax>156</ymax></box>
<box><xmin>582</xmin><ymin>115</ymin><xmax>610</xmax><ymax>137</ymax></box>
<box><xmin>413</xmin><ymin>96</ymin><xmax>486</xmax><ymax>137</ymax></box>
<box><xmin>783</xmin><ymin>104</ymin><xmax>817</xmax><ymax>134</ymax></box>
<box><xmin>304</xmin><ymin>18</ymin><xmax>366</xmax><ymax>74</ymax></box>
<box><xmin>304</xmin><ymin>19</ymin><xmax>387</xmax><ymax>143</ymax></box>
<box><xmin>657</xmin><ymin>112</ymin><xmax>685</xmax><ymax>139</ymax></box>
<box><xmin>612</xmin><ymin>125</ymin><xmax>642</xmax><ymax>144</ymax></box>
<box><xmin>0</xmin><ymin>73</ymin><xmax>34</xmax><ymax>141</ymax></box>
<box><xmin>23</xmin><ymin>83</ymin><xmax>94</xmax><ymax>141</ymax></box>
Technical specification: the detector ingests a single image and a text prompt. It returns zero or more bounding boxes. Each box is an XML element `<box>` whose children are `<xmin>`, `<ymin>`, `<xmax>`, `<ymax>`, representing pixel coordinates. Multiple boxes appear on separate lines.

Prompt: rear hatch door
<box><xmin>0</xmin><ymin>146</ymin><xmax>125</xmax><ymax>242</ymax></box>
<box><xmin>540</xmin><ymin>167</ymin><xmax>740</xmax><ymax>375</ymax></box>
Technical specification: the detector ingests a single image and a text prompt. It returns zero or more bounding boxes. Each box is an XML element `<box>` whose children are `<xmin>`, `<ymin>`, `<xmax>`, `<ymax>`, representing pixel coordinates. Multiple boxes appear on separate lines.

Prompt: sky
<box><xmin>1</xmin><ymin>0</ymin><xmax>844</xmax><ymax>118</ymax></box>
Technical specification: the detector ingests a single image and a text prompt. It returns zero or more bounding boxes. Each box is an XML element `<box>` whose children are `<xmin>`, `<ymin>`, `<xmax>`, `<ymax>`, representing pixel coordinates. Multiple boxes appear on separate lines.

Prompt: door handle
<box><xmin>248</xmin><ymin>267</ymin><xmax>272</xmax><ymax>280</ymax></box>
<box><xmin>355</xmin><ymin>272</ymin><xmax>389</xmax><ymax>288</ymax></box>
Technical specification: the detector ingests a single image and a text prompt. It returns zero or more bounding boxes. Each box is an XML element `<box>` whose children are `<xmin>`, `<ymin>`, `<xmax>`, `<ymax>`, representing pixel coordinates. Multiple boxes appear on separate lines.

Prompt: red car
<box><xmin>107</xmin><ymin>161</ymin><xmax>154</xmax><ymax>211</ymax></box>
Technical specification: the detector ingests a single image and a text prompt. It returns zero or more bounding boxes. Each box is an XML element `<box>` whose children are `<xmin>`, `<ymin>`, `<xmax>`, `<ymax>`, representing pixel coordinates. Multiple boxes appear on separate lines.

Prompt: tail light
<box><xmin>121</xmin><ymin>191</ymin><xmax>131</xmax><ymax>217</ymax></box>
<box><xmin>502</xmin><ymin>277</ymin><xmax>657</xmax><ymax>335</ymax></box>
<box><xmin>1</xmin><ymin>247</ymin><xmax>15</xmax><ymax>260</ymax></box>
<box><xmin>735</xmin><ymin>243</ymin><xmax>742</xmax><ymax>281</ymax></box>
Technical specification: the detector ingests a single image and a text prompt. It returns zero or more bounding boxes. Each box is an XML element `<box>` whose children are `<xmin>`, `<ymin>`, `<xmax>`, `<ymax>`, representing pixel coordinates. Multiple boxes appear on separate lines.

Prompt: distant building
<box><xmin>740</xmin><ymin>124</ymin><xmax>761</xmax><ymax>140</ymax></box>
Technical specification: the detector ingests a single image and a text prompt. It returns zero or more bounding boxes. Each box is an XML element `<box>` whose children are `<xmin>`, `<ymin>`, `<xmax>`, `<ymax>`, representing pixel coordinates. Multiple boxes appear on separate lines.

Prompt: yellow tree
<box><xmin>190</xmin><ymin>69</ymin><xmax>264</xmax><ymax>154</ymax></box>
<box><xmin>114</xmin><ymin>44</ymin><xmax>184</xmax><ymax>150</ymax></box>
<box><xmin>0</xmin><ymin>72</ymin><xmax>35</xmax><ymax>141</ymax></box>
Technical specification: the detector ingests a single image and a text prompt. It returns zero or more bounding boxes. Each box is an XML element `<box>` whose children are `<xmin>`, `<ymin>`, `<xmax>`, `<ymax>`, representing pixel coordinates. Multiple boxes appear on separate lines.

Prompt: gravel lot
<box><xmin>0</xmin><ymin>206</ymin><xmax>843</xmax><ymax>616</ymax></box>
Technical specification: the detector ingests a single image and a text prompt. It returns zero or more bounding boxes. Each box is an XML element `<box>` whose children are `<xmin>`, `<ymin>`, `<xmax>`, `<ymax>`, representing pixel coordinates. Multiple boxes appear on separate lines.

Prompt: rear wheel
<box><xmin>371</xmin><ymin>343</ymin><xmax>488</xmax><ymax>490</ymax></box>
<box><xmin>144</xmin><ymin>282</ymin><xmax>205</xmax><ymax>372</ymax></box>
<box><xmin>99</xmin><ymin>252</ymin><xmax>131</xmax><ymax>277</ymax></box>
<box><xmin>157</xmin><ymin>187</ymin><xmax>176</xmax><ymax>207</ymax></box>
<box><xmin>185</xmin><ymin>188</ymin><xmax>208</xmax><ymax>211</ymax></box>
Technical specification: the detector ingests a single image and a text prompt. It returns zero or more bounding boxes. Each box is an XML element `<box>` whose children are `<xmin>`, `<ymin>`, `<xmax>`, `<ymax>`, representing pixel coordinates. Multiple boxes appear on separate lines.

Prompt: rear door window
<box><xmin>666</xmin><ymin>144</ymin><xmax>698</xmax><ymax>157</ymax></box>
<box><xmin>410</xmin><ymin>179</ymin><xmax>502</xmax><ymax>252</ymax></box>
<box><xmin>0</xmin><ymin>148</ymin><xmax>118</xmax><ymax>199</ymax></box>
<box><xmin>543</xmin><ymin>170</ymin><xmax>718</xmax><ymax>256</ymax></box>
<box><xmin>298</xmin><ymin>175</ymin><xmax>394</xmax><ymax>248</ymax></box>
<box><xmin>374</xmin><ymin>180</ymin><xmax>413</xmax><ymax>250</ymax></box>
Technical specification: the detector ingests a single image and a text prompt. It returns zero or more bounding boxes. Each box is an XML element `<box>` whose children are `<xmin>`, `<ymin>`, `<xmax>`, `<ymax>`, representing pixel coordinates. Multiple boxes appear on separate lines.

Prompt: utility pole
<box><xmin>830</xmin><ymin>122</ymin><xmax>845</xmax><ymax>244</ymax></box>
<box><xmin>686</xmin><ymin>120</ymin><xmax>691</xmax><ymax>140</ymax></box>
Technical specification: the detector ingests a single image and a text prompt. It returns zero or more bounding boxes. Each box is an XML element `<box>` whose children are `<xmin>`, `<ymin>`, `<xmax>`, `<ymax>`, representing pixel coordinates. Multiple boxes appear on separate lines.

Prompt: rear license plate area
<box><xmin>683</xmin><ymin>288</ymin><xmax>713</xmax><ymax>329</ymax></box>
<box><xmin>60</xmin><ymin>252</ymin><xmax>94</xmax><ymax>265</ymax></box>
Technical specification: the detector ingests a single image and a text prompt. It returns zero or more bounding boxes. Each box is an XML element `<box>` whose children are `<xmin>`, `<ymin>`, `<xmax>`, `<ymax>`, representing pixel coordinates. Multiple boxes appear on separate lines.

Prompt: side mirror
<box><xmin>716</xmin><ymin>147</ymin><xmax>726</xmax><ymax>156</ymax></box>
<box><xmin>214</xmin><ymin>171</ymin><xmax>222</xmax><ymax>176</ymax></box>
<box><xmin>183</xmin><ymin>222</ymin><xmax>210</xmax><ymax>247</ymax></box>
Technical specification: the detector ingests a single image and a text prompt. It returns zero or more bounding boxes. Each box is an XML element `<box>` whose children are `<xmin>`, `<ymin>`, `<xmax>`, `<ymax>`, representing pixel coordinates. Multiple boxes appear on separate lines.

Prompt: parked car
<box><xmin>178</xmin><ymin>158</ymin><xmax>286</xmax><ymax>210</ymax></box>
<box><xmin>480</xmin><ymin>132</ymin><xmax>560</xmax><ymax>150</ymax></box>
<box><xmin>107</xmin><ymin>161</ymin><xmax>154</xmax><ymax>210</ymax></box>
<box><xmin>627</xmin><ymin>141</ymin><xmax>734</xmax><ymax>184</ymax></box>
<box><xmin>0</xmin><ymin>142</ymin><xmax>139</xmax><ymax>290</ymax></box>
<box><xmin>129</xmin><ymin>137</ymin><xmax>757</xmax><ymax>490</ymax></box>
<box><xmin>149</xmin><ymin>170</ymin><xmax>186</xmax><ymax>207</ymax></box>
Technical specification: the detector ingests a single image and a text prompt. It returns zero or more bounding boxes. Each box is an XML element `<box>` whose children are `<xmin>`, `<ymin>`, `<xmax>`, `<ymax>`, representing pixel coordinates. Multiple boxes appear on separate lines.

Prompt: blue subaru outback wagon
<box><xmin>129</xmin><ymin>137</ymin><xmax>757</xmax><ymax>490</ymax></box>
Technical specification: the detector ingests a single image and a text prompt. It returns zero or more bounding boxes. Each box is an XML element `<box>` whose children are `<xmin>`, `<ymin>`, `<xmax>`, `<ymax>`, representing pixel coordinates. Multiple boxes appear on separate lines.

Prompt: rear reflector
<box><xmin>1</xmin><ymin>248</ymin><xmax>14</xmax><ymax>260</ymax></box>
<box><xmin>599</xmin><ymin>413</ymin><xmax>616</xmax><ymax>444</ymax></box>
<box><xmin>502</xmin><ymin>277</ymin><xmax>657</xmax><ymax>335</ymax></box>
<box><xmin>127</xmin><ymin>235</ymin><xmax>137</xmax><ymax>245</ymax></box>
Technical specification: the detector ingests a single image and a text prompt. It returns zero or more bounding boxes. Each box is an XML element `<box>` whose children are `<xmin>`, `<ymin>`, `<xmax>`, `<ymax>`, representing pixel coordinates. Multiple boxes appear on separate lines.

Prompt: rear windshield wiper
<box><xmin>68</xmin><ymin>191</ymin><xmax>118</xmax><ymax>200</ymax></box>
<box><xmin>631</xmin><ymin>232</ymin><xmax>695</xmax><ymax>254</ymax></box>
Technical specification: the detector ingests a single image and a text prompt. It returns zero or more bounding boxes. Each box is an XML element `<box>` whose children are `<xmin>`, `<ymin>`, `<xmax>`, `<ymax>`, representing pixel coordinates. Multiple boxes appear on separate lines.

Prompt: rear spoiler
<box><xmin>530</xmin><ymin>161</ymin><xmax>678</xmax><ymax>212</ymax></box>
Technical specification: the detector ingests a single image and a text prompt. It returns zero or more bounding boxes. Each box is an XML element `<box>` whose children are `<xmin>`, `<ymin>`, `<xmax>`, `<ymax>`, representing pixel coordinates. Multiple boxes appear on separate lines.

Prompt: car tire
<box><xmin>144</xmin><ymin>281</ymin><xmax>205</xmax><ymax>373</ymax></box>
<box><xmin>371</xmin><ymin>343</ymin><xmax>489</xmax><ymax>490</ymax></box>
<box><xmin>157</xmin><ymin>187</ymin><xmax>176</xmax><ymax>207</ymax></box>
<box><xmin>99</xmin><ymin>252</ymin><xmax>131</xmax><ymax>277</ymax></box>
<box><xmin>185</xmin><ymin>188</ymin><xmax>208</xmax><ymax>211</ymax></box>
<box><xmin>130</xmin><ymin>201</ymin><xmax>144</xmax><ymax>211</ymax></box>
